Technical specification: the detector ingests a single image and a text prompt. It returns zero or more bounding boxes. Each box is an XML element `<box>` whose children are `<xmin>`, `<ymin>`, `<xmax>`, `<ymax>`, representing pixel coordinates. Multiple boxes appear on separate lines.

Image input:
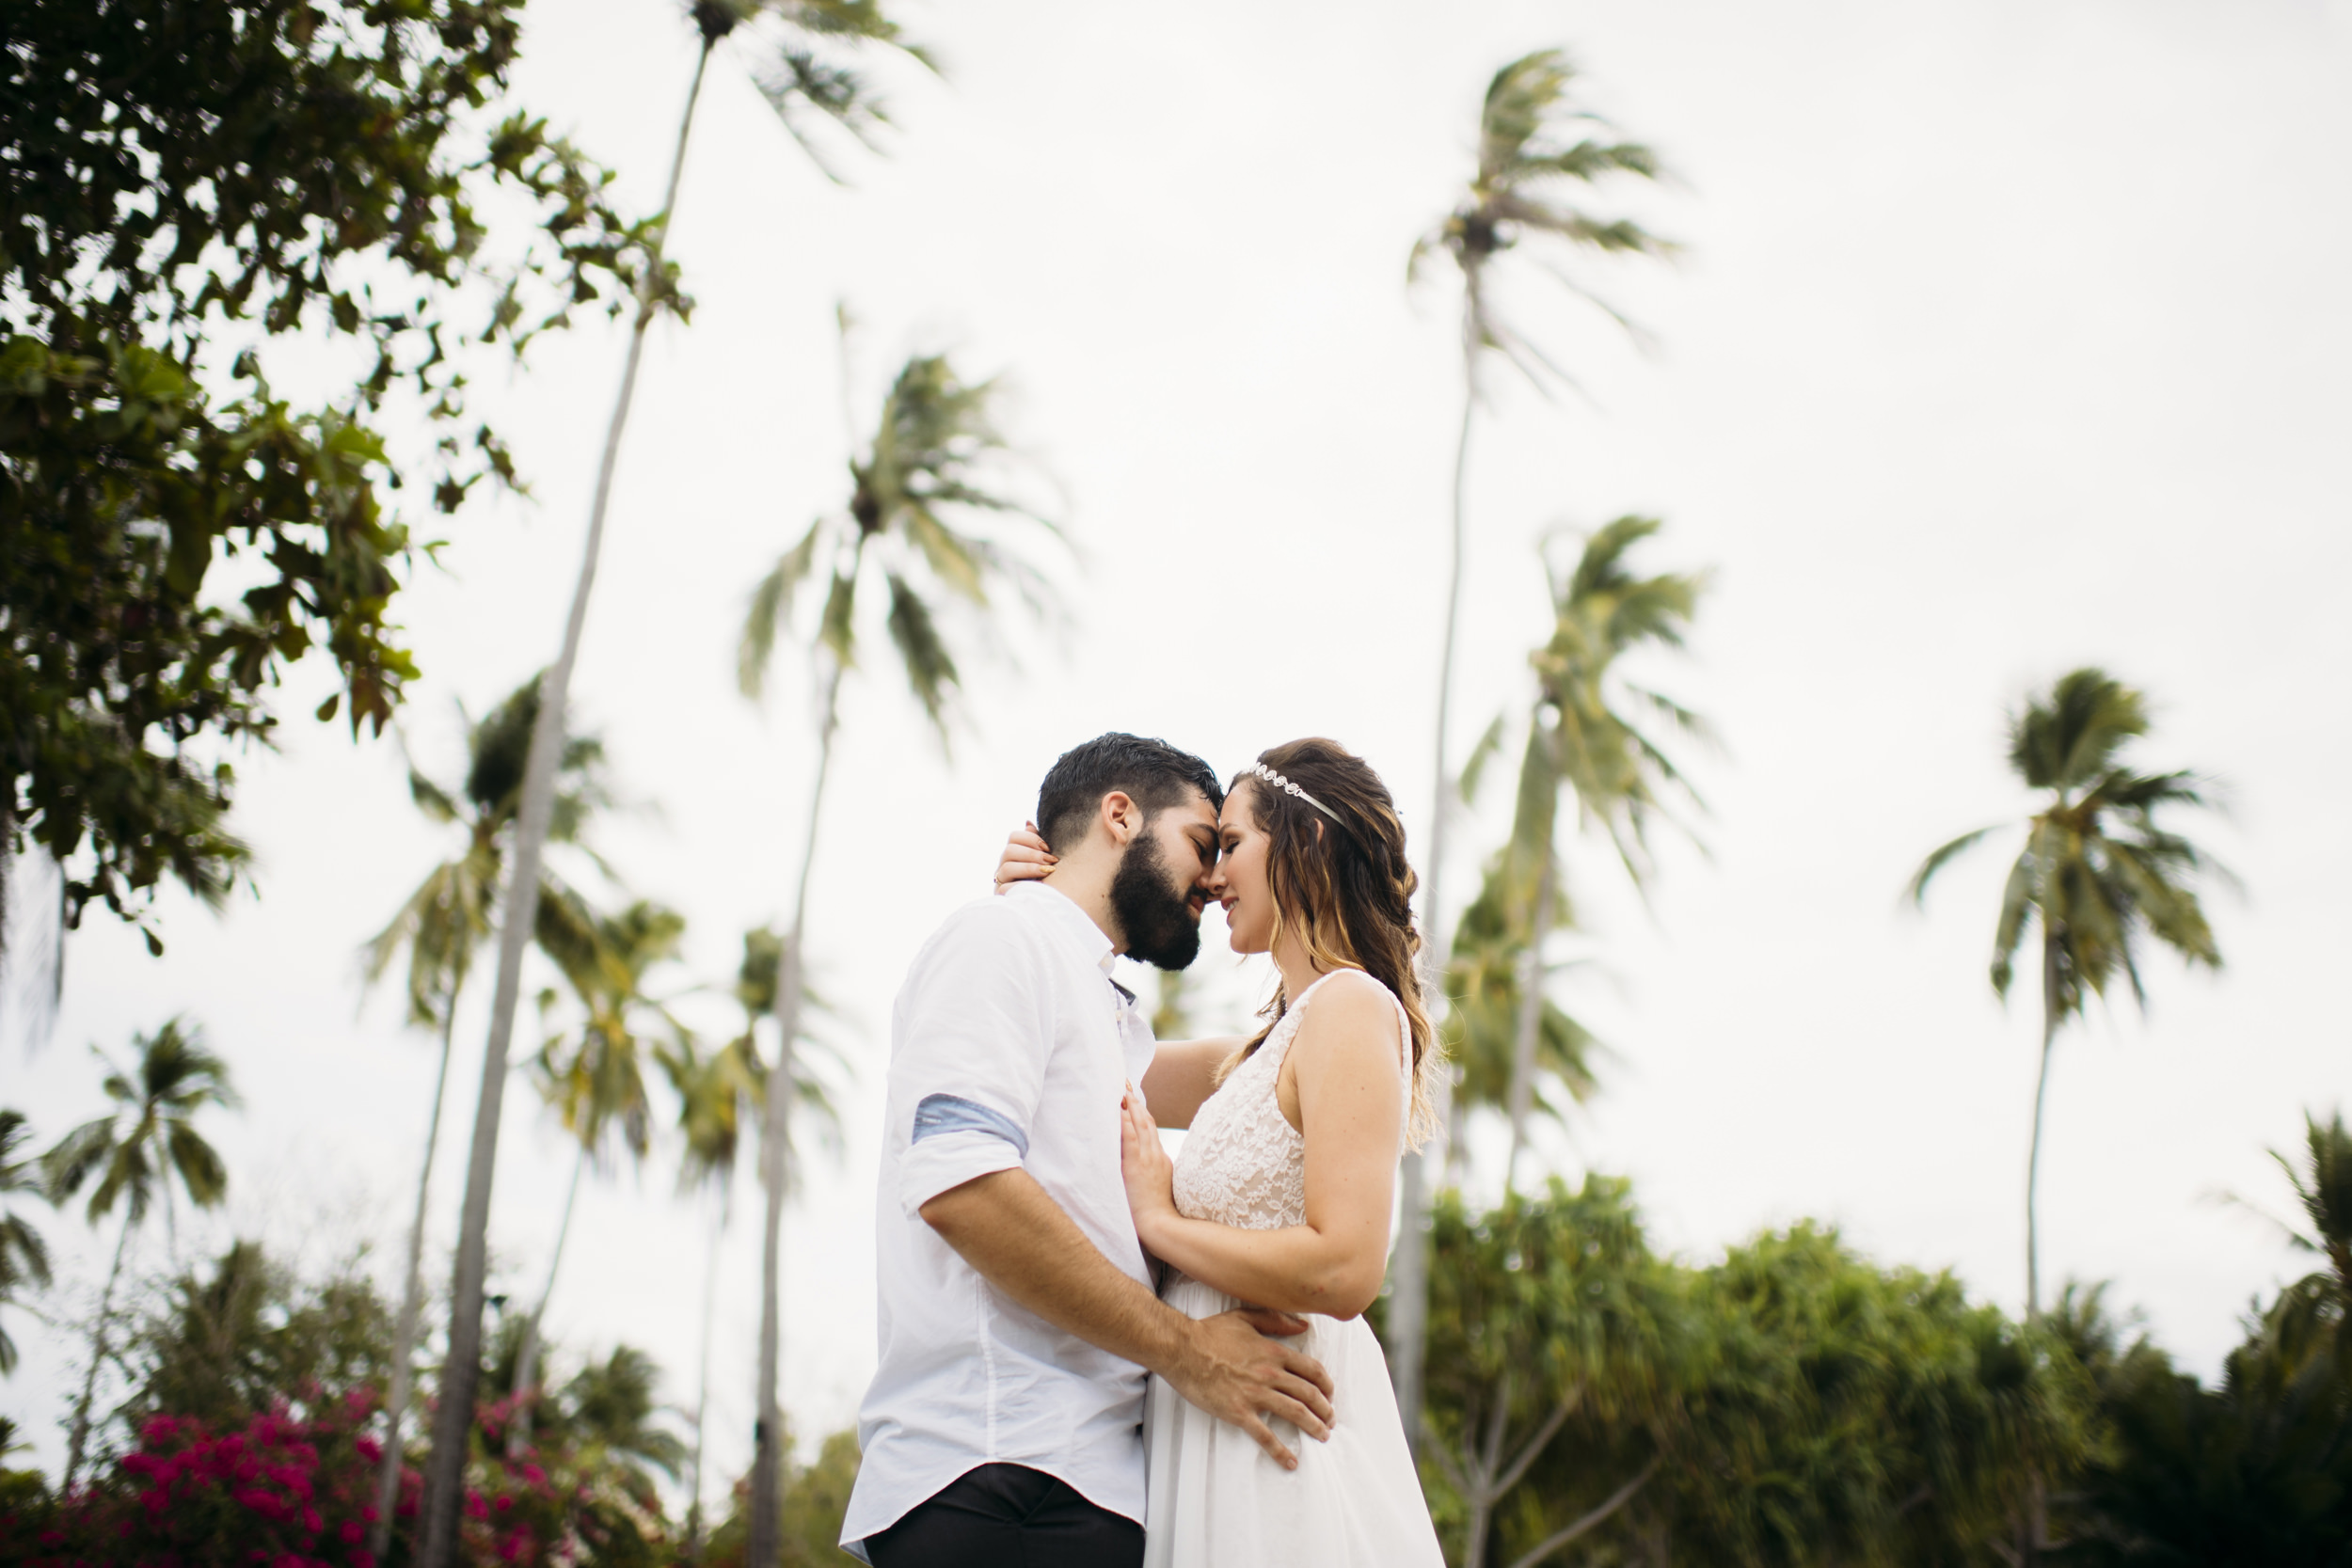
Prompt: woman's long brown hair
<box><xmin>1221</xmin><ymin>737</ymin><xmax>1441</xmax><ymax>1148</ymax></box>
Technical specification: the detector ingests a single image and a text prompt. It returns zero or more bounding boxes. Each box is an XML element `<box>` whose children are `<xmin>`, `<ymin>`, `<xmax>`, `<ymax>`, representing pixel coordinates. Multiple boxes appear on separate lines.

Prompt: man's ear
<box><xmin>1099</xmin><ymin>789</ymin><xmax>1142</xmax><ymax>846</ymax></box>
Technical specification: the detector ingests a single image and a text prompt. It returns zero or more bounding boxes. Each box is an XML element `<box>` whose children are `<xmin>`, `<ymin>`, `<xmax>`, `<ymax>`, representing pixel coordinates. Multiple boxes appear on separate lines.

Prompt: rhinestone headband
<box><xmin>1249</xmin><ymin>762</ymin><xmax>1340</xmax><ymax>821</ymax></box>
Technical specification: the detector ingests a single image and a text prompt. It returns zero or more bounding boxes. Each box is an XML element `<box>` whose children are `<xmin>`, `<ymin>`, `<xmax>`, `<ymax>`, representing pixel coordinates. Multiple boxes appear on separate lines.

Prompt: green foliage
<box><xmin>1520</xmin><ymin>517</ymin><xmax>1709</xmax><ymax>883</ymax></box>
<box><xmin>1650</xmin><ymin>1227</ymin><xmax>2090</xmax><ymax>1566</ymax></box>
<box><xmin>723</xmin><ymin>925</ymin><xmax>848</xmax><ymax>1174</ymax></box>
<box><xmin>1910</xmin><ymin>668</ymin><xmax>2225</xmax><ymax>1018</ymax></box>
<box><xmin>123</xmin><ymin>1242</ymin><xmax>392</xmax><ymax>1433</ymax></box>
<box><xmin>0</xmin><ymin>0</ymin><xmax>659</xmax><ymax>948</ymax></box>
<box><xmin>533</xmin><ymin>899</ymin><xmax>691</xmax><ymax>1166</ymax></box>
<box><xmin>1410</xmin><ymin>49</ymin><xmax>1677</xmax><ymax>393</ymax></box>
<box><xmin>366</xmin><ymin>672</ymin><xmax>614</xmax><ymax>1033</ymax></box>
<box><xmin>1403</xmin><ymin>1178</ymin><xmax>1686</xmax><ymax>1567</ymax></box>
<box><xmin>739</xmin><ymin>349</ymin><xmax>1063</xmax><ymax>739</ymax></box>
<box><xmin>0</xmin><ymin>1111</ymin><xmax>52</xmax><ymax>1373</ymax></box>
<box><xmin>1402</xmin><ymin>1183</ymin><xmax>2098</xmax><ymax>1567</ymax></box>
<box><xmin>1443</xmin><ymin>863</ymin><xmax>1600</xmax><ymax>1122</ymax></box>
<box><xmin>685</xmin><ymin>0</ymin><xmax>928</xmax><ymax>181</ymax></box>
<box><xmin>700</xmin><ymin>1423</ymin><xmax>866</xmax><ymax>1566</ymax></box>
<box><xmin>2057</xmin><ymin>1281</ymin><xmax>2352</xmax><ymax>1562</ymax></box>
<box><xmin>44</xmin><ymin>1018</ymin><xmax>238</xmax><ymax>1228</ymax></box>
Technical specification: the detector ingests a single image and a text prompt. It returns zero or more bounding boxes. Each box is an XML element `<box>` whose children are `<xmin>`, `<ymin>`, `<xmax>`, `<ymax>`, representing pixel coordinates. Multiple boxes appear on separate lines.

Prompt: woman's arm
<box><xmin>1139</xmin><ymin>1037</ymin><xmax>1242</xmax><ymax>1130</ymax></box>
<box><xmin>1120</xmin><ymin>974</ymin><xmax>1406</xmax><ymax>1320</ymax></box>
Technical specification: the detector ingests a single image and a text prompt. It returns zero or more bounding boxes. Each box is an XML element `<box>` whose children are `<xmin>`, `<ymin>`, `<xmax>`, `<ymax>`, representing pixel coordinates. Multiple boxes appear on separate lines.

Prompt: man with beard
<box><xmin>843</xmin><ymin>734</ymin><xmax>1337</xmax><ymax>1568</ymax></box>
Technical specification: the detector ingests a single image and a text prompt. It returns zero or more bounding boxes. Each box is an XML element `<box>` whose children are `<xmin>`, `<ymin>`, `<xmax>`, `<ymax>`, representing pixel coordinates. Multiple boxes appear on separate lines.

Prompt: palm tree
<box><xmin>1393</xmin><ymin>48</ymin><xmax>1677</xmax><ymax>1444</ymax></box>
<box><xmin>360</xmin><ymin>676</ymin><xmax>610</xmax><ymax>1554</ymax></box>
<box><xmin>508</xmin><ymin>896</ymin><xmax>688</xmax><ymax>1454</ymax></box>
<box><xmin>1909</xmin><ymin>669</ymin><xmax>2225</xmax><ymax>1319</ymax></box>
<box><xmin>561</xmin><ymin>1343</ymin><xmax>692</xmax><ymax>1511</ymax></box>
<box><xmin>419</xmin><ymin>8</ymin><xmax>921</xmax><ymax>1562</ymax></box>
<box><xmin>0</xmin><ymin>1109</ymin><xmax>53</xmax><ymax>1374</ymax></box>
<box><xmin>657</xmin><ymin>1031</ymin><xmax>753</xmax><ymax>1560</ymax></box>
<box><xmin>2253</xmin><ymin>1110</ymin><xmax>2351</xmax><ymax>1391</ymax></box>
<box><xmin>1496</xmin><ymin>518</ymin><xmax>1706</xmax><ymax>1188</ymax></box>
<box><xmin>43</xmin><ymin>1019</ymin><xmax>238</xmax><ymax>1488</ymax></box>
<box><xmin>1442</xmin><ymin>861</ymin><xmax>1601</xmax><ymax>1177</ymax></box>
<box><xmin>737</xmin><ymin>346</ymin><xmax>1062</xmax><ymax>1562</ymax></box>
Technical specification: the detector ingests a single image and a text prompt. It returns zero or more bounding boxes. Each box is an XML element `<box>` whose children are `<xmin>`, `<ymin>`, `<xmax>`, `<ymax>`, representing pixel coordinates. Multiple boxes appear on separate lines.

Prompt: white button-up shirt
<box><xmin>841</xmin><ymin>882</ymin><xmax>1158</xmax><ymax>1558</ymax></box>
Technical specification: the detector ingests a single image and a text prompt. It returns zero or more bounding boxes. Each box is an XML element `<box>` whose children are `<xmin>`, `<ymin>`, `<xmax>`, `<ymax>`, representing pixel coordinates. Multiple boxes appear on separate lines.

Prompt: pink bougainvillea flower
<box><xmin>465</xmin><ymin>1491</ymin><xmax>489</xmax><ymax>1520</ymax></box>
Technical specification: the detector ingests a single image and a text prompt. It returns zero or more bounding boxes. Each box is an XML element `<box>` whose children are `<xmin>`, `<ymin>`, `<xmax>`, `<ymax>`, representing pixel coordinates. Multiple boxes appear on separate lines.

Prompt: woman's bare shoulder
<box><xmin>1293</xmin><ymin>970</ymin><xmax>1404</xmax><ymax>1061</ymax></box>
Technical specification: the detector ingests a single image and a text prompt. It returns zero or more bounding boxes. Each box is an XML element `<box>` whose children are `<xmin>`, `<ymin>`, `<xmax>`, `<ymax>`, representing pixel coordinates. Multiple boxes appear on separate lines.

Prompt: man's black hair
<box><xmin>1035</xmin><ymin>734</ymin><xmax>1223</xmax><ymax>854</ymax></box>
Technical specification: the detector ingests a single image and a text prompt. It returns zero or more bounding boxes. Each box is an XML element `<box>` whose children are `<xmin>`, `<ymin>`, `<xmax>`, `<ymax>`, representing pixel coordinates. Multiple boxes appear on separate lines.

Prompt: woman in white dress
<box><xmin>1010</xmin><ymin>736</ymin><xmax>1447</xmax><ymax>1566</ymax></box>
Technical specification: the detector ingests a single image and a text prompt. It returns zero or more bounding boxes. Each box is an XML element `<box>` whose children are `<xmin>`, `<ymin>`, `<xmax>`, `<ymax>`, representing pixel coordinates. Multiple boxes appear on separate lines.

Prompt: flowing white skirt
<box><xmin>1143</xmin><ymin>1275</ymin><xmax>1447</xmax><ymax>1568</ymax></box>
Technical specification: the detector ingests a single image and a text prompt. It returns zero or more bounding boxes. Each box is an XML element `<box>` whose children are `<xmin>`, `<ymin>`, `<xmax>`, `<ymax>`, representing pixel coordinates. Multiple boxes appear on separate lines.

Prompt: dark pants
<box><xmin>863</xmin><ymin>1464</ymin><xmax>1144</xmax><ymax>1568</ymax></box>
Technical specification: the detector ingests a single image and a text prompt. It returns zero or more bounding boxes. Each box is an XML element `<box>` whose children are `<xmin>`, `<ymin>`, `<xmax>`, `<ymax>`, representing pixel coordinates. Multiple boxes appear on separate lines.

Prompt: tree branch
<box><xmin>1492</xmin><ymin>1382</ymin><xmax>1583</xmax><ymax>1498</ymax></box>
<box><xmin>1503</xmin><ymin>1455</ymin><xmax>1660</xmax><ymax>1568</ymax></box>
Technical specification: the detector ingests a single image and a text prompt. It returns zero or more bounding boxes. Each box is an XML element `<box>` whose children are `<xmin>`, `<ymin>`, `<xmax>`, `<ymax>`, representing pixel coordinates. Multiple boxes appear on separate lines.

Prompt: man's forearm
<box><xmin>919</xmin><ymin>1167</ymin><xmax>1192</xmax><ymax>1375</ymax></box>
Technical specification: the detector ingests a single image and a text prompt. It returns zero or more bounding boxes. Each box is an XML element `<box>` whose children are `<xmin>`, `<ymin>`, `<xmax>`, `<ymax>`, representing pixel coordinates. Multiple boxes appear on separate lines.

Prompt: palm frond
<box><xmin>817</xmin><ymin>571</ymin><xmax>858</xmax><ymax>664</ymax></box>
<box><xmin>1907</xmin><ymin>826</ymin><xmax>2002</xmax><ymax>908</ymax></box>
<box><xmin>884</xmin><ymin>573</ymin><xmax>960</xmax><ymax>735</ymax></box>
<box><xmin>1988</xmin><ymin>849</ymin><xmax>2036</xmax><ymax>998</ymax></box>
<box><xmin>739</xmin><ymin>519</ymin><xmax>826</xmax><ymax>699</ymax></box>
<box><xmin>1459</xmin><ymin>714</ymin><xmax>1510</xmax><ymax>804</ymax></box>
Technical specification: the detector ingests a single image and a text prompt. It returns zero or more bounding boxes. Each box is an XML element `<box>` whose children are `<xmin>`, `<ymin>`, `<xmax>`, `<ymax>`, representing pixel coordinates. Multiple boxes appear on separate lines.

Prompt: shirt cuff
<box><xmin>898</xmin><ymin>1128</ymin><xmax>1025</xmax><ymax>1218</ymax></box>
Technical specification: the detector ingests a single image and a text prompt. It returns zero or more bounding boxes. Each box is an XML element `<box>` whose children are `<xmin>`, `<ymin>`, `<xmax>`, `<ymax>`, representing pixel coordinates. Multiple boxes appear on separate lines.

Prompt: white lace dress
<box><xmin>1141</xmin><ymin>972</ymin><xmax>1446</xmax><ymax>1568</ymax></box>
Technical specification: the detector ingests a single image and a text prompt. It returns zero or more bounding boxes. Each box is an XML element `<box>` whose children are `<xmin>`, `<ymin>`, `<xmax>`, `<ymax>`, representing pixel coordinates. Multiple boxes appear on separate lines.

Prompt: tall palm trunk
<box><xmin>685</xmin><ymin>1189</ymin><xmax>729</xmax><ymax>1560</ymax></box>
<box><xmin>61</xmin><ymin>1208</ymin><xmax>134</xmax><ymax>1491</ymax></box>
<box><xmin>508</xmin><ymin>1144</ymin><xmax>587</xmax><ymax>1456</ymax></box>
<box><xmin>1391</xmin><ymin>301</ymin><xmax>1481</xmax><ymax>1452</ymax></box>
<box><xmin>748</xmin><ymin>658</ymin><xmax>845</xmax><ymax>1568</ymax></box>
<box><xmin>1502</xmin><ymin>851</ymin><xmax>1558</xmax><ymax>1193</ymax></box>
<box><xmin>2026</xmin><ymin>931</ymin><xmax>2063</xmax><ymax>1322</ymax></box>
<box><xmin>417</xmin><ymin>42</ymin><xmax>713</xmax><ymax>1568</ymax></box>
<box><xmin>371</xmin><ymin>996</ymin><xmax>462</xmax><ymax>1557</ymax></box>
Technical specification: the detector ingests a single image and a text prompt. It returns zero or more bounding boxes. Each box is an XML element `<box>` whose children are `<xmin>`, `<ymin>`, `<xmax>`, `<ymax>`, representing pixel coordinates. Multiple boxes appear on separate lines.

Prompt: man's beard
<box><xmin>1109</xmin><ymin>831</ymin><xmax>1201</xmax><ymax>971</ymax></box>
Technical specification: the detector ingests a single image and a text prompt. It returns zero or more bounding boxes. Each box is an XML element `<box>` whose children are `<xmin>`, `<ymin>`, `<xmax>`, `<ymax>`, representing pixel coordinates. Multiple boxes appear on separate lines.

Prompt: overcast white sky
<box><xmin>8</xmin><ymin>0</ymin><xmax>2350</xmax><ymax>1515</ymax></box>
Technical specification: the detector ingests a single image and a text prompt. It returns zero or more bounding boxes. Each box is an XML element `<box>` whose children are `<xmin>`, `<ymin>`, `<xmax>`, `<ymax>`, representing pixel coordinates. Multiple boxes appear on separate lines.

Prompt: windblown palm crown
<box><xmin>1412</xmin><ymin>49</ymin><xmax>1675</xmax><ymax>389</ymax></box>
<box><xmin>1910</xmin><ymin>669</ymin><xmax>2223</xmax><ymax>1016</ymax></box>
<box><xmin>740</xmin><ymin>351</ymin><xmax>1058</xmax><ymax>731</ymax></box>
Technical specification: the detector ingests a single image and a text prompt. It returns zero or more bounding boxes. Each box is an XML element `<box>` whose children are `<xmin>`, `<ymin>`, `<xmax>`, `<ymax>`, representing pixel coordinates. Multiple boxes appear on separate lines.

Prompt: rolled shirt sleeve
<box><xmin>892</xmin><ymin>903</ymin><xmax>1054</xmax><ymax>1216</ymax></box>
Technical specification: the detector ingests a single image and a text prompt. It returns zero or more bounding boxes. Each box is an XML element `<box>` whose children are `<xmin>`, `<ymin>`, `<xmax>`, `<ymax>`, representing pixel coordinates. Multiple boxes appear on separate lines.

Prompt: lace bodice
<box><xmin>1170</xmin><ymin>972</ymin><xmax>1409</xmax><ymax>1232</ymax></box>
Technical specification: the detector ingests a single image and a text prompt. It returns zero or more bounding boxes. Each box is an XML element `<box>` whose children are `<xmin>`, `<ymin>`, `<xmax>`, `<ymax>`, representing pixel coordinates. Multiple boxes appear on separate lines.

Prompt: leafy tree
<box><xmin>736</xmin><ymin>345</ymin><xmax>1061</xmax><ymax>1549</ymax></box>
<box><xmin>510</xmin><ymin>898</ymin><xmax>691</xmax><ymax>1451</ymax></box>
<box><xmin>1909</xmin><ymin>669</ymin><xmax>2227</xmax><ymax>1317</ymax></box>
<box><xmin>360</xmin><ymin>672</ymin><xmax>612</xmax><ymax>1552</ymax></box>
<box><xmin>2056</xmin><ymin>1278</ymin><xmax>2352</xmax><ymax>1562</ymax></box>
<box><xmin>42</xmin><ymin>1018</ymin><xmax>239</xmax><ymax>1488</ymax></box>
<box><xmin>1644</xmin><ymin>1227</ymin><xmax>2090</xmax><ymax>1566</ymax></box>
<box><xmin>421</xmin><ymin>11</ymin><xmax>924</xmax><ymax>1561</ymax></box>
<box><xmin>1405</xmin><ymin>1178</ymin><xmax>1684</xmax><ymax>1567</ymax></box>
<box><xmin>0</xmin><ymin>0</ymin><xmax>655</xmax><ymax>958</ymax></box>
<box><xmin>1393</xmin><ymin>48</ymin><xmax>1677</xmax><ymax>1443</ymax></box>
<box><xmin>2268</xmin><ymin>1109</ymin><xmax>2352</xmax><ymax>1382</ymax></box>
<box><xmin>123</xmin><ymin>1241</ymin><xmax>391</xmax><ymax>1433</ymax></box>
<box><xmin>556</xmin><ymin>1343</ymin><xmax>691</xmax><ymax>1513</ymax></box>
<box><xmin>1491</xmin><ymin>517</ymin><xmax>1704</xmax><ymax>1187</ymax></box>
<box><xmin>0</xmin><ymin>1110</ymin><xmax>52</xmax><ymax>1373</ymax></box>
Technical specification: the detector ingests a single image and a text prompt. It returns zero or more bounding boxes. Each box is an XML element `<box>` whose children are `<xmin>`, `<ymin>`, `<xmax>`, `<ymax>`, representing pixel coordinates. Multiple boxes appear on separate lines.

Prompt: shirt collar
<box><xmin>1003</xmin><ymin>880</ymin><xmax>1119</xmax><ymax>976</ymax></box>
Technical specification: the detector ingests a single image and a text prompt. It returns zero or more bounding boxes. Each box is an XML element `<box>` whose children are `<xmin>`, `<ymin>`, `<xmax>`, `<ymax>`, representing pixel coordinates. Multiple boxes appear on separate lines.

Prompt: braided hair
<box><xmin>1223</xmin><ymin>736</ymin><xmax>1440</xmax><ymax>1148</ymax></box>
